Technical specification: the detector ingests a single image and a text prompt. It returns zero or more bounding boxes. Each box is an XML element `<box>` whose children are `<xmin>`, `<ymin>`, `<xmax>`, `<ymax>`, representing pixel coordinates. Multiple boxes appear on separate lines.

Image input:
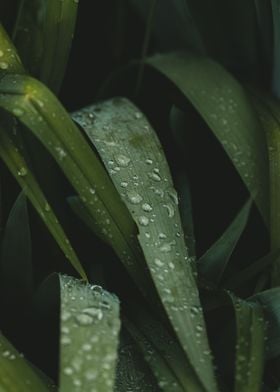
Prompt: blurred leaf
<box><xmin>0</xmin><ymin>191</ymin><xmax>32</xmax><ymax>308</ymax></box>
<box><xmin>0</xmin><ymin>23</ymin><xmax>87</xmax><ymax>280</ymax></box>
<box><xmin>252</xmin><ymin>94</ymin><xmax>280</xmax><ymax>284</ymax></box>
<box><xmin>13</xmin><ymin>0</ymin><xmax>78</xmax><ymax>93</ymax></box>
<box><xmin>227</xmin><ymin>292</ymin><xmax>265</xmax><ymax>392</ymax></box>
<box><xmin>146</xmin><ymin>52</ymin><xmax>269</xmax><ymax>225</ymax></box>
<box><xmin>128</xmin><ymin>0</ymin><xmax>205</xmax><ymax>53</ymax></box>
<box><xmin>0</xmin><ymin>24</ymin><xmax>24</xmax><ymax>74</ymax></box>
<box><xmin>0</xmin><ymin>332</ymin><xmax>52</xmax><ymax>391</ymax></box>
<box><xmin>198</xmin><ymin>199</ymin><xmax>252</xmax><ymax>286</ymax></box>
<box><xmin>250</xmin><ymin>287</ymin><xmax>280</xmax><ymax>360</ymax></box>
<box><xmin>73</xmin><ymin>98</ymin><xmax>217</xmax><ymax>392</ymax></box>
<box><xmin>224</xmin><ymin>249</ymin><xmax>280</xmax><ymax>290</ymax></box>
<box><xmin>0</xmin><ymin>122</ymin><xmax>87</xmax><ymax>280</ymax></box>
<box><xmin>59</xmin><ymin>274</ymin><xmax>120</xmax><ymax>392</ymax></box>
<box><xmin>272</xmin><ymin>0</ymin><xmax>280</xmax><ymax>96</ymax></box>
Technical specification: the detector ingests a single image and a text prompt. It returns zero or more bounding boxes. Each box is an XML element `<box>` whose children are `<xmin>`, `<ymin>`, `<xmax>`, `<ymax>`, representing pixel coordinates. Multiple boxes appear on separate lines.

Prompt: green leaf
<box><xmin>198</xmin><ymin>199</ymin><xmax>252</xmax><ymax>286</ymax></box>
<box><xmin>0</xmin><ymin>122</ymin><xmax>87</xmax><ymax>280</ymax></box>
<box><xmin>73</xmin><ymin>98</ymin><xmax>217</xmax><ymax>392</ymax></box>
<box><xmin>227</xmin><ymin>292</ymin><xmax>265</xmax><ymax>392</ymax></box>
<box><xmin>0</xmin><ymin>191</ymin><xmax>32</xmax><ymax>308</ymax></box>
<box><xmin>0</xmin><ymin>23</ymin><xmax>87</xmax><ymax>280</ymax></box>
<box><xmin>115</xmin><ymin>331</ymin><xmax>158</xmax><ymax>391</ymax></box>
<box><xmin>224</xmin><ymin>250</ymin><xmax>280</xmax><ymax>290</ymax></box>
<box><xmin>58</xmin><ymin>274</ymin><xmax>121</xmax><ymax>392</ymax></box>
<box><xmin>0</xmin><ymin>73</ymin><xmax>157</xmax><ymax>297</ymax></box>
<box><xmin>252</xmin><ymin>94</ymin><xmax>280</xmax><ymax>284</ymax></box>
<box><xmin>0</xmin><ymin>332</ymin><xmax>52</xmax><ymax>391</ymax></box>
<box><xmin>250</xmin><ymin>287</ymin><xmax>280</xmax><ymax>360</ymax></box>
<box><xmin>12</xmin><ymin>0</ymin><xmax>78</xmax><ymax>93</ymax></box>
<box><xmin>146</xmin><ymin>52</ymin><xmax>269</xmax><ymax>225</ymax></box>
<box><xmin>125</xmin><ymin>304</ymin><xmax>204</xmax><ymax>392</ymax></box>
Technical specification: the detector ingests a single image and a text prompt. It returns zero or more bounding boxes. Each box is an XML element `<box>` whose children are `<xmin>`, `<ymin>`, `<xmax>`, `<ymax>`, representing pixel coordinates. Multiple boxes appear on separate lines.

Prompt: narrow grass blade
<box><xmin>250</xmin><ymin>288</ymin><xmax>280</xmax><ymax>360</ymax></box>
<box><xmin>12</xmin><ymin>0</ymin><xmax>79</xmax><ymax>93</ymax></box>
<box><xmin>0</xmin><ymin>124</ymin><xmax>87</xmax><ymax>280</ymax></box>
<box><xmin>0</xmin><ymin>191</ymin><xmax>32</xmax><ymax>307</ymax></box>
<box><xmin>227</xmin><ymin>292</ymin><xmax>265</xmax><ymax>392</ymax></box>
<box><xmin>59</xmin><ymin>274</ymin><xmax>120</xmax><ymax>392</ymax></box>
<box><xmin>146</xmin><ymin>52</ymin><xmax>269</xmax><ymax>225</ymax></box>
<box><xmin>0</xmin><ymin>332</ymin><xmax>52</xmax><ymax>391</ymax></box>
<box><xmin>198</xmin><ymin>199</ymin><xmax>252</xmax><ymax>286</ymax></box>
<box><xmin>0</xmin><ymin>74</ymin><xmax>155</xmax><ymax>297</ymax></box>
<box><xmin>73</xmin><ymin>98</ymin><xmax>217</xmax><ymax>392</ymax></box>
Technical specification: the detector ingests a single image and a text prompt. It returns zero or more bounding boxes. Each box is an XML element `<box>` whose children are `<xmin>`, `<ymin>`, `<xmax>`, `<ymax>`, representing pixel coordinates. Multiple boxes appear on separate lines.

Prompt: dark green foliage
<box><xmin>0</xmin><ymin>1</ymin><xmax>279</xmax><ymax>391</ymax></box>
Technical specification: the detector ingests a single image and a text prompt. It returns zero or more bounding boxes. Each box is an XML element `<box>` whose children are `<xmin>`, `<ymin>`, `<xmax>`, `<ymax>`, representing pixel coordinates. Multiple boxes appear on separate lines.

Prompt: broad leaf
<box><xmin>13</xmin><ymin>0</ymin><xmax>79</xmax><ymax>93</ymax></box>
<box><xmin>73</xmin><ymin>98</ymin><xmax>217</xmax><ymax>392</ymax></box>
<box><xmin>59</xmin><ymin>274</ymin><xmax>120</xmax><ymax>391</ymax></box>
<box><xmin>146</xmin><ymin>52</ymin><xmax>269</xmax><ymax>225</ymax></box>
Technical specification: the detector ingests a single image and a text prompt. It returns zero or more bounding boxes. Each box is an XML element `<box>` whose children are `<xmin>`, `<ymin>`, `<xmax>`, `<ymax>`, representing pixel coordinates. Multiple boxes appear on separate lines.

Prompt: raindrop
<box><xmin>159</xmin><ymin>233</ymin><xmax>167</xmax><ymax>239</ymax></box>
<box><xmin>134</xmin><ymin>112</ymin><xmax>142</xmax><ymax>119</ymax></box>
<box><xmin>75</xmin><ymin>313</ymin><xmax>93</xmax><ymax>326</ymax></box>
<box><xmin>120</xmin><ymin>181</ymin><xmax>128</xmax><ymax>188</ymax></box>
<box><xmin>163</xmin><ymin>203</ymin><xmax>175</xmax><ymax>218</ymax></box>
<box><xmin>154</xmin><ymin>258</ymin><xmax>164</xmax><ymax>267</ymax></box>
<box><xmin>127</xmin><ymin>190</ymin><xmax>142</xmax><ymax>204</ymax></box>
<box><xmin>0</xmin><ymin>62</ymin><xmax>8</xmax><ymax>70</ymax></box>
<box><xmin>61</xmin><ymin>336</ymin><xmax>71</xmax><ymax>345</ymax></box>
<box><xmin>63</xmin><ymin>367</ymin><xmax>73</xmax><ymax>376</ymax></box>
<box><xmin>83</xmin><ymin>307</ymin><xmax>103</xmax><ymax>321</ymax></box>
<box><xmin>138</xmin><ymin>216</ymin><xmax>149</xmax><ymax>226</ymax></box>
<box><xmin>17</xmin><ymin>167</ymin><xmax>28</xmax><ymax>177</ymax></box>
<box><xmin>145</xmin><ymin>159</ymin><xmax>153</xmax><ymax>165</ymax></box>
<box><xmin>142</xmin><ymin>203</ymin><xmax>153</xmax><ymax>212</ymax></box>
<box><xmin>0</xmin><ymin>50</ymin><xmax>3</xmax><ymax>57</ymax></box>
<box><xmin>55</xmin><ymin>147</ymin><xmax>66</xmax><ymax>160</ymax></box>
<box><xmin>148</xmin><ymin>172</ymin><xmax>161</xmax><ymax>182</ymax></box>
<box><xmin>13</xmin><ymin>108</ymin><xmax>24</xmax><ymax>117</ymax></box>
<box><xmin>44</xmin><ymin>203</ymin><xmax>51</xmax><ymax>212</ymax></box>
<box><xmin>85</xmin><ymin>369</ymin><xmax>97</xmax><ymax>381</ymax></box>
<box><xmin>168</xmin><ymin>188</ymin><xmax>179</xmax><ymax>205</ymax></box>
<box><xmin>115</xmin><ymin>154</ymin><xmax>131</xmax><ymax>167</ymax></box>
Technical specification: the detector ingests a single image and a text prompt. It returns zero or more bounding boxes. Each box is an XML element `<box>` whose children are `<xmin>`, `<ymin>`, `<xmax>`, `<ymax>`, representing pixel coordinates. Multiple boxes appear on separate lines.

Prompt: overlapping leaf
<box><xmin>146</xmin><ymin>52</ymin><xmax>269</xmax><ymax>225</ymax></box>
<box><xmin>13</xmin><ymin>0</ymin><xmax>79</xmax><ymax>93</ymax></box>
<box><xmin>73</xmin><ymin>98</ymin><xmax>217</xmax><ymax>392</ymax></box>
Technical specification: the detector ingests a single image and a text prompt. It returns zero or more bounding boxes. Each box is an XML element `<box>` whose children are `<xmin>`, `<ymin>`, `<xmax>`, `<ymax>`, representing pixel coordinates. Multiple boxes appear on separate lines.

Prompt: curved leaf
<box><xmin>13</xmin><ymin>0</ymin><xmax>78</xmax><ymax>93</ymax></box>
<box><xmin>146</xmin><ymin>52</ymin><xmax>269</xmax><ymax>225</ymax></box>
<box><xmin>73</xmin><ymin>98</ymin><xmax>217</xmax><ymax>392</ymax></box>
<box><xmin>198</xmin><ymin>199</ymin><xmax>252</xmax><ymax>286</ymax></box>
<box><xmin>59</xmin><ymin>274</ymin><xmax>120</xmax><ymax>392</ymax></box>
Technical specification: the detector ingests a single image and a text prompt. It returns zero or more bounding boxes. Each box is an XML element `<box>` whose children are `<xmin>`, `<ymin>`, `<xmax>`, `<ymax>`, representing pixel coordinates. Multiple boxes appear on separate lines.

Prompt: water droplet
<box><xmin>163</xmin><ymin>203</ymin><xmax>175</xmax><ymax>218</ymax></box>
<box><xmin>155</xmin><ymin>258</ymin><xmax>164</xmax><ymax>267</ymax></box>
<box><xmin>127</xmin><ymin>190</ymin><xmax>142</xmax><ymax>204</ymax></box>
<box><xmin>115</xmin><ymin>154</ymin><xmax>131</xmax><ymax>167</ymax></box>
<box><xmin>85</xmin><ymin>369</ymin><xmax>97</xmax><ymax>381</ymax></box>
<box><xmin>13</xmin><ymin>108</ymin><xmax>24</xmax><ymax>116</ymax></box>
<box><xmin>168</xmin><ymin>262</ymin><xmax>175</xmax><ymax>269</ymax></box>
<box><xmin>17</xmin><ymin>167</ymin><xmax>28</xmax><ymax>177</ymax></box>
<box><xmin>148</xmin><ymin>172</ymin><xmax>161</xmax><ymax>182</ymax></box>
<box><xmin>0</xmin><ymin>62</ymin><xmax>8</xmax><ymax>70</ymax></box>
<box><xmin>142</xmin><ymin>203</ymin><xmax>152</xmax><ymax>212</ymax></box>
<box><xmin>55</xmin><ymin>146</ymin><xmax>66</xmax><ymax>160</ymax></box>
<box><xmin>134</xmin><ymin>112</ymin><xmax>142</xmax><ymax>119</ymax></box>
<box><xmin>120</xmin><ymin>181</ymin><xmax>128</xmax><ymax>188</ymax></box>
<box><xmin>44</xmin><ymin>203</ymin><xmax>51</xmax><ymax>212</ymax></box>
<box><xmin>82</xmin><ymin>343</ymin><xmax>92</xmax><ymax>351</ymax></box>
<box><xmin>89</xmin><ymin>188</ymin><xmax>95</xmax><ymax>195</ymax></box>
<box><xmin>75</xmin><ymin>313</ymin><xmax>93</xmax><ymax>326</ymax></box>
<box><xmin>0</xmin><ymin>50</ymin><xmax>3</xmax><ymax>57</ymax></box>
<box><xmin>145</xmin><ymin>159</ymin><xmax>153</xmax><ymax>165</ymax></box>
<box><xmin>138</xmin><ymin>216</ymin><xmax>149</xmax><ymax>226</ymax></box>
<box><xmin>168</xmin><ymin>188</ymin><xmax>179</xmax><ymax>205</ymax></box>
<box><xmin>63</xmin><ymin>367</ymin><xmax>73</xmax><ymax>375</ymax></box>
<box><xmin>159</xmin><ymin>233</ymin><xmax>167</xmax><ymax>239</ymax></box>
<box><xmin>61</xmin><ymin>336</ymin><xmax>71</xmax><ymax>345</ymax></box>
<box><xmin>159</xmin><ymin>243</ymin><xmax>173</xmax><ymax>253</ymax></box>
<box><xmin>82</xmin><ymin>307</ymin><xmax>103</xmax><ymax>321</ymax></box>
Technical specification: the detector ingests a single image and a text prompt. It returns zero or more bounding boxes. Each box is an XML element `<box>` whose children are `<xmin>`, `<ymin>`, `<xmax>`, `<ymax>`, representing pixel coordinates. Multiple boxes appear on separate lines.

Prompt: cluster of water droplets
<box><xmin>60</xmin><ymin>276</ymin><xmax>120</xmax><ymax>391</ymax></box>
